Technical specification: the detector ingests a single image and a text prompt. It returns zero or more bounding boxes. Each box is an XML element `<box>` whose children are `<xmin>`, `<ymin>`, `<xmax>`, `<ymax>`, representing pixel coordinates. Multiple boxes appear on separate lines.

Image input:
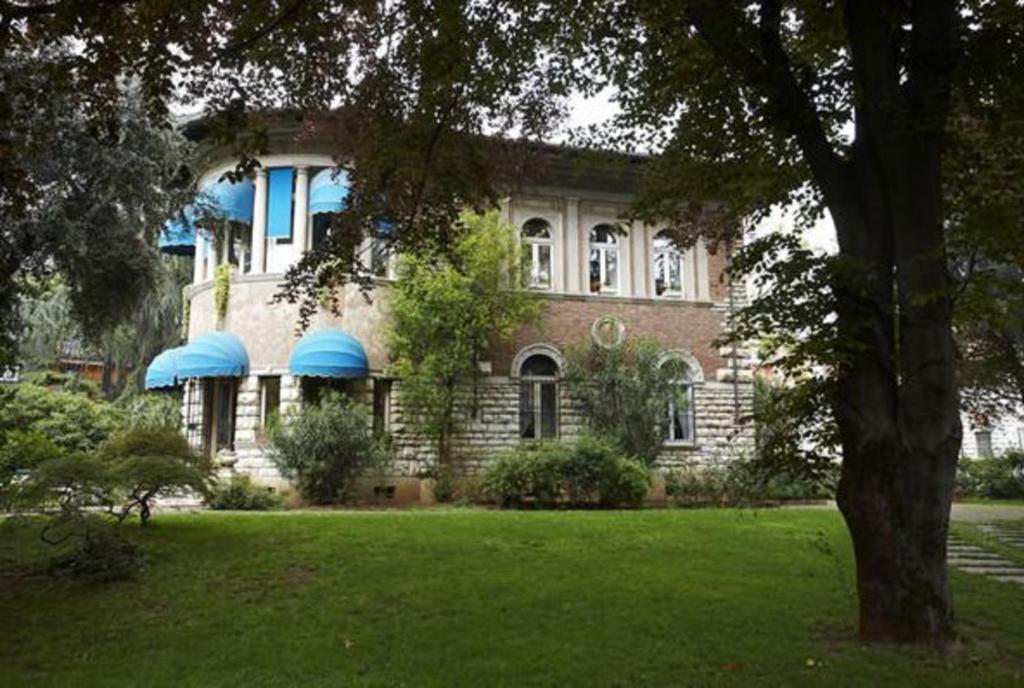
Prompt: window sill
<box><xmin>663</xmin><ymin>441</ymin><xmax>698</xmax><ymax>449</ymax></box>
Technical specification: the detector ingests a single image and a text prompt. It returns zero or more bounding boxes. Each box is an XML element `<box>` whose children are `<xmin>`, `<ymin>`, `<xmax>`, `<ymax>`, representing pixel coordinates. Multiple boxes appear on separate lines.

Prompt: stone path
<box><xmin>948</xmin><ymin>526</ymin><xmax>1024</xmax><ymax>585</ymax></box>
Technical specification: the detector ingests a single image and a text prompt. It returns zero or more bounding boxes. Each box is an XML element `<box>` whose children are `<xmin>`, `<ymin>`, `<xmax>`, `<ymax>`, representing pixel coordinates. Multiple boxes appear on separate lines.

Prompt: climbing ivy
<box><xmin>213</xmin><ymin>264</ymin><xmax>233</xmax><ymax>322</ymax></box>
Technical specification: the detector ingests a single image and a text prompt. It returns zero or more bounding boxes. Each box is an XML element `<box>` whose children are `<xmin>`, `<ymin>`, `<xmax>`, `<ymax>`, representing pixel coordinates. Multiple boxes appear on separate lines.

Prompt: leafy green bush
<box><xmin>117</xmin><ymin>392</ymin><xmax>182</xmax><ymax>431</ymax></box>
<box><xmin>483</xmin><ymin>442</ymin><xmax>567</xmax><ymax>507</ymax></box>
<box><xmin>602</xmin><ymin>456</ymin><xmax>654</xmax><ymax>507</ymax></box>
<box><xmin>207</xmin><ymin>475</ymin><xmax>281</xmax><ymax>511</ymax></box>
<box><xmin>483</xmin><ymin>436</ymin><xmax>651</xmax><ymax>508</ymax></box>
<box><xmin>0</xmin><ymin>430</ymin><xmax>64</xmax><ymax>501</ymax></box>
<box><xmin>20</xmin><ymin>369</ymin><xmax>103</xmax><ymax>400</ymax></box>
<box><xmin>269</xmin><ymin>393</ymin><xmax>388</xmax><ymax>504</ymax></box>
<box><xmin>0</xmin><ymin>383</ymin><xmax>123</xmax><ymax>453</ymax></box>
<box><xmin>957</xmin><ymin>452</ymin><xmax>1024</xmax><ymax>500</ymax></box>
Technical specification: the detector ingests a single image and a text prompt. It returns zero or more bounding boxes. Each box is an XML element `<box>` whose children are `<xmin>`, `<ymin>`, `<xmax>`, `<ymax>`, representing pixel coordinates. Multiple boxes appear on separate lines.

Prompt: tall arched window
<box><xmin>522</xmin><ymin>218</ymin><xmax>553</xmax><ymax>289</ymax></box>
<box><xmin>519</xmin><ymin>353</ymin><xmax>559</xmax><ymax>440</ymax></box>
<box><xmin>660</xmin><ymin>356</ymin><xmax>696</xmax><ymax>444</ymax></box>
<box><xmin>653</xmin><ymin>230</ymin><xmax>689</xmax><ymax>298</ymax></box>
<box><xmin>589</xmin><ymin>224</ymin><xmax>620</xmax><ymax>294</ymax></box>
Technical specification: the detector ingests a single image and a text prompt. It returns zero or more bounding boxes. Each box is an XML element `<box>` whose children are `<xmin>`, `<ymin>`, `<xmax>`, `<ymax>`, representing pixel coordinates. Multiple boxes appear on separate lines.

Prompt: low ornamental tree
<box><xmin>386</xmin><ymin>210</ymin><xmax>541</xmax><ymax>479</ymax></box>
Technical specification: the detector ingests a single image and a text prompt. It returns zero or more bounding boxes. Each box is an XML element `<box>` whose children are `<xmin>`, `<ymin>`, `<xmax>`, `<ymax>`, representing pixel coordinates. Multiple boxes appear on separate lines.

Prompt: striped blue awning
<box><xmin>144</xmin><ymin>347</ymin><xmax>185</xmax><ymax>389</ymax></box>
<box><xmin>178</xmin><ymin>332</ymin><xmax>250</xmax><ymax>378</ymax></box>
<box><xmin>289</xmin><ymin>329</ymin><xmax>368</xmax><ymax>378</ymax></box>
<box><xmin>308</xmin><ymin>168</ymin><xmax>350</xmax><ymax>215</ymax></box>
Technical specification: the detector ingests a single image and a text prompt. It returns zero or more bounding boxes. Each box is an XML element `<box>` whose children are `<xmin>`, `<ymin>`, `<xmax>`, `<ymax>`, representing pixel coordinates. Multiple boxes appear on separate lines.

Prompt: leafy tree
<box><xmin>387</xmin><ymin>211</ymin><xmax>540</xmax><ymax>477</ymax></box>
<box><xmin>565</xmin><ymin>339</ymin><xmax>689</xmax><ymax>466</ymax></box>
<box><xmin>0</xmin><ymin>49</ymin><xmax>193</xmax><ymax>364</ymax></box>
<box><xmin>5</xmin><ymin>0</ymin><xmax>1024</xmax><ymax>642</ymax></box>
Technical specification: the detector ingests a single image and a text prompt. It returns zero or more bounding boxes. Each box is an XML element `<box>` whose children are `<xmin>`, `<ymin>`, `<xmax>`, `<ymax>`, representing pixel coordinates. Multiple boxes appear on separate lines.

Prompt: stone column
<box><xmin>618</xmin><ymin>222</ymin><xmax>632</xmax><ymax>296</ymax></box>
<box><xmin>206</xmin><ymin>235</ymin><xmax>217</xmax><ymax>282</ymax></box>
<box><xmin>193</xmin><ymin>235</ymin><xmax>206</xmax><ymax>283</ymax></box>
<box><xmin>564</xmin><ymin>197</ymin><xmax>580</xmax><ymax>293</ymax></box>
<box><xmin>250</xmin><ymin>169</ymin><xmax>268</xmax><ymax>275</ymax></box>
<box><xmin>695</xmin><ymin>239</ymin><xmax>710</xmax><ymax>301</ymax></box>
<box><xmin>292</xmin><ymin>166</ymin><xmax>310</xmax><ymax>256</ymax></box>
<box><xmin>631</xmin><ymin>221</ymin><xmax>649</xmax><ymax>298</ymax></box>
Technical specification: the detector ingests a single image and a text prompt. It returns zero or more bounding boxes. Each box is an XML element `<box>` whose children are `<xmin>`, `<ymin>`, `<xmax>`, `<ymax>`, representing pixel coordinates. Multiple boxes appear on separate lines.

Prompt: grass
<box><xmin>2</xmin><ymin>509</ymin><xmax>1024</xmax><ymax>687</ymax></box>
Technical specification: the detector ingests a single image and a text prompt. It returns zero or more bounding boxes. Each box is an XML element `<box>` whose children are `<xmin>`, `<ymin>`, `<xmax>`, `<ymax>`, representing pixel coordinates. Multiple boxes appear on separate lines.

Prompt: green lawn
<box><xmin>2</xmin><ymin>509</ymin><xmax>1023</xmax><ymax>687</ymax></box>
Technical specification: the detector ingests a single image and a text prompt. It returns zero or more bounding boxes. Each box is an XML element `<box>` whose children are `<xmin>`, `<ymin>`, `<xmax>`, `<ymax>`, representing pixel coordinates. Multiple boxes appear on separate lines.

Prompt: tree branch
<box><xmin>221</xmin><ymin>0</ymin><xmax>311</xmax><ymax>58</ymax></box>
<box><xmin>684</xmin><ymin>1</ymin><xmax>846</xmax><ymax>207</ymax></box>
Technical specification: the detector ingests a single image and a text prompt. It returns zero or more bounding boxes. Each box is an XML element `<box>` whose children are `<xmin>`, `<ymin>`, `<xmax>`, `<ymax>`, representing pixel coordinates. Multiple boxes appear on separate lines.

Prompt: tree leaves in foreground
<box><xmin>0</xmin><ymin>50</ymin><xmax>194</xmax><ymax>364</ymax></box>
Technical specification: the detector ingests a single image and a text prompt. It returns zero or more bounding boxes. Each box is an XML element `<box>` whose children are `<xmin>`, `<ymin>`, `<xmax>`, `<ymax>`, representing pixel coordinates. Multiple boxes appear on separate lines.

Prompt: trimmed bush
<box><xmin>207</xmin><ymin>476</ymin><xmax>281</xmax><ymax>511</ymax></box>
<box><xmin>483</xmin><ymin>436</ymin><xmax>651</xmax><ymax>508</ymax></box>
<box><xmin>269</xmin><ymin>393</ymin><xmax>389</xmax><ymax>505</ymax></box>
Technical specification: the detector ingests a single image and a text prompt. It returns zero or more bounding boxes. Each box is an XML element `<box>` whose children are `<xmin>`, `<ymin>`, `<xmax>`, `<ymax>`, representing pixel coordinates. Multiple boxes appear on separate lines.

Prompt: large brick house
<box><xmin>148</xmin><ymin>122</ymin><xmax>755</xmax><ymax>501</ymax></box>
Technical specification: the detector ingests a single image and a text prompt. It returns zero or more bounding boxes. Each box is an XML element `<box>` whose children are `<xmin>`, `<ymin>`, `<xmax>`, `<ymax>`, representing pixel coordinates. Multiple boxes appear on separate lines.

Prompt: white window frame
<box><xmin>522</xmin><ymin>218</ymin><xmax>554</xmax><ymax>291</ymax></box>
<box><xmin>665</xmin><ymin>381</ymin><xmax>696</xmax><ymax>445</ymax></box>
<box><xmin>589</xmin><ymin>224</ymin><xmax>620</xmax><ymax>294</ymax></box>
<box><xmin>652</xmin><ymin>231</ymin><xmax>690</xmax><ymax>300</ymax></box>
<box><xmin>518</xmin><ymin>354</ymin><xmax>560</xmax><ymax>441</ymax></box>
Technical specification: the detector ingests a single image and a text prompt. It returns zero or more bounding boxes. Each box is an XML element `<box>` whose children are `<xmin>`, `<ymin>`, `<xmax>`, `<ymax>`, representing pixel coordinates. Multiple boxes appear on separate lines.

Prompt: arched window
<box><xmin>653</xmin><ymin>230</ymin><xmax>689</xmax><ymax>298</ymax></box>
<box><xmin>519</xmin><ymin>353</ymin><xmax>559</xmax><ymax>440</ymax></box>
<box><xmin>660</xmin><ymin>356</ymin><xmax>697</xmax><ymax>444</ymax></box>
<box><xmin>589</xmin><ymin>224</ymin><xmax>620</xmax><ymax>293</ymax></box>
<box><xmin>522</xmin><ymin>218</ymin><xmax>553</xmax><ymax>289</ymax></box>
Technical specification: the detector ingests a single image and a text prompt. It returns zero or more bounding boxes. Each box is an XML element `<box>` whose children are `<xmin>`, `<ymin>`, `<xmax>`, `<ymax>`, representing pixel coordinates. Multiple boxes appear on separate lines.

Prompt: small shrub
<box><xmin>207</xmin><ymin>475</ymin><xmax>281</xmax><ymax>511</ymax></box>
<box><xmin>269</xmin><ymin>393</ymin><xmax>387</xmax><ymax>505</ymax></box>
<box><xmin>957</xmin><ymin>452</ymin><xmax>1024</xmax><ymax>500</ymax></box>
<box><xmin>602</xmin><ymin>456</ymin><xmax>653</xmax><ymax>507</ymax></box>
<box><xmin>483</xmin><ymin>436</ymin><xmax>652</xmax><ymax>508</ymax></box>
<box><xmin>484</xmin><ymin>442</ymin><xmax>567</xmax><ymax>507</ymax></box>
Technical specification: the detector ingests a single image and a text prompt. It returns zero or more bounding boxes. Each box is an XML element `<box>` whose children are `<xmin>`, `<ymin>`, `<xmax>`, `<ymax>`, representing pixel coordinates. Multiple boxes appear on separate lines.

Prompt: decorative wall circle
<box><xmin>591</xmin><ymin>315</ymin><xmax>626</xmax><ymax>349</ymax></box>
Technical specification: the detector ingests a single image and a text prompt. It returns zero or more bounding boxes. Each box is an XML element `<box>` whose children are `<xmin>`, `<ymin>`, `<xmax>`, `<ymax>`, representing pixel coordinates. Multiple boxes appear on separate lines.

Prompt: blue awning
<box><xmin>178</xmin><ymin>332</ymin><xmax>250</xmax><ymax>378</ymax></box>
<box><xmin>144</xmin><ymin>347</ymin><xmax>184</xmax><ymax>389</ymax></box>
<box><xmin>308</xmin><ymin>168</ymin><xmax>350</xmax><ymax>215</ymax></box>
<box><xmin>200</xmin><ymin>177</ymin><xmax>255</xmax><ymax>224</ymax></box>
<box><xmin>158</xmin><ymin>207</ymin><xmax>196</xmax><ymax>256</ymax></box>
<box><xmin>289</xmin><ymin>329</ymin><xmax>369</xmax><ymax>378</ymax></box>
